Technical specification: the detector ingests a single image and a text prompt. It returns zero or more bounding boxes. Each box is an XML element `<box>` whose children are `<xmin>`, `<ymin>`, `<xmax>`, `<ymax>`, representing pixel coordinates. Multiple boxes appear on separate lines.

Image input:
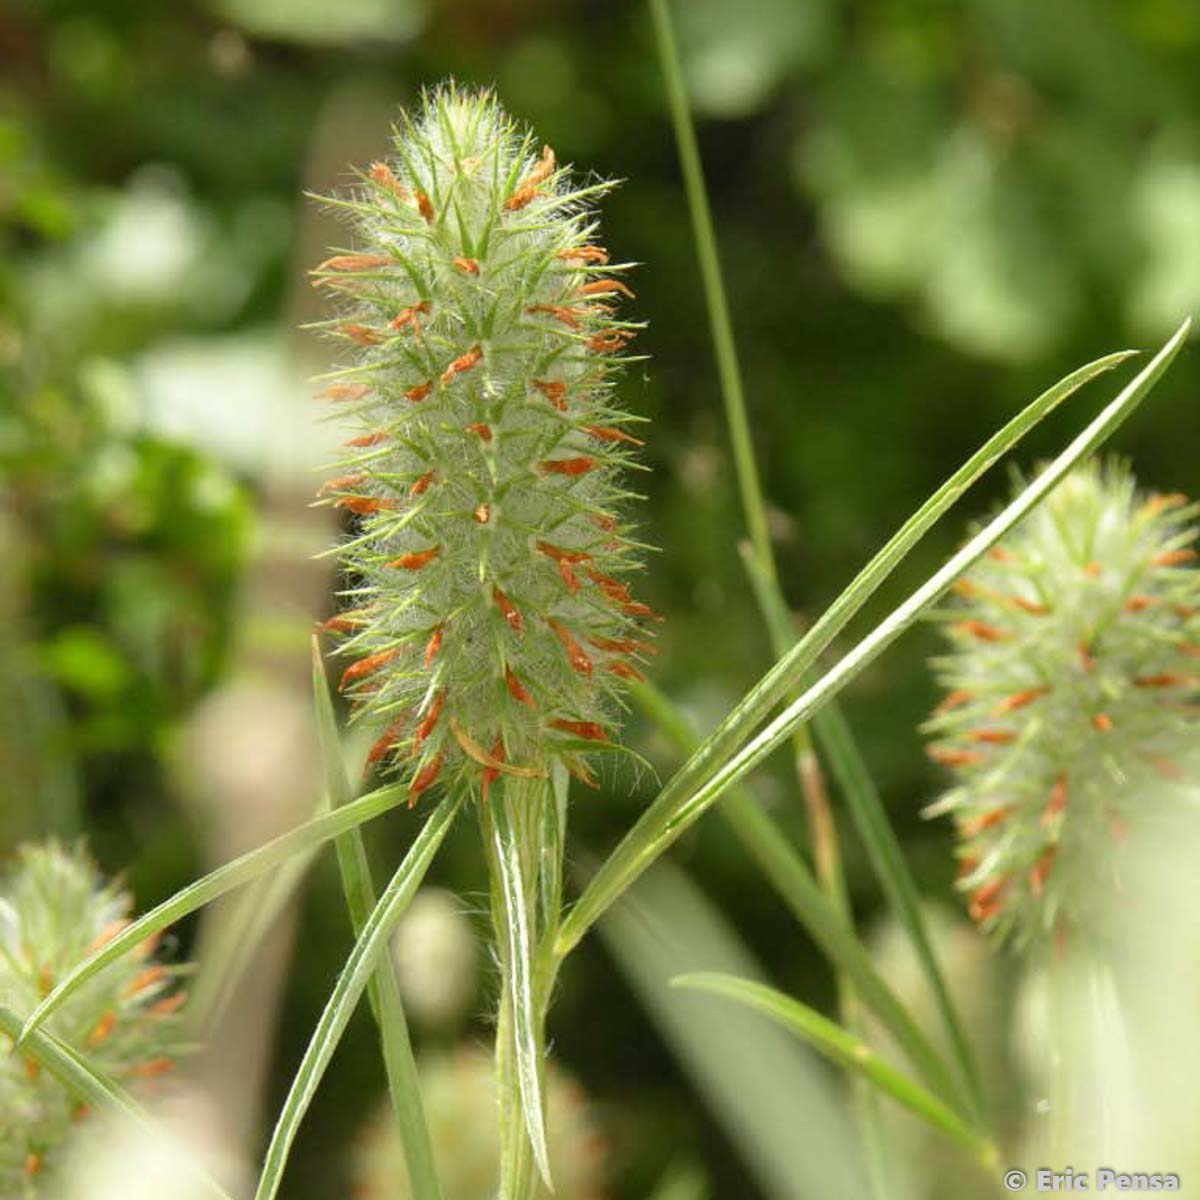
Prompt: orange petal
<box><xmin>532</xmin><ymin>378</ymin><xmax>567</xmax><ymax>410</ymax></box>
<box><xmin>1152</xmin><ymin>549</ymin><xmax>1197</xmax><ymax>567</ymax></box>
<box><xmin>388</xmin><ymin>545</ymin><xmax>442</xmax><ymax>570</ymax></box>
<box><xmin>493</xmin><ymin>587</ymin><xmax>524</xmax><ymax>636</ymax></box>
<box><xmin>576</xmin><ymin>279</ymin><xmax>636</xmax><ymax>299</ymax></box>
<box><xmin>926</xmin><ymin>746</ymin><xmax>985</xmax><ymax>768</ymax></box>
<box><xmin>333</xmin><ymin>496</ymin><xmax>399</xmax><ymax>515</ymax></box>
<box><xmin>556</xmin><ymin>245</ymin><xmax>609</xmax><ymax>265</ymax></box>
<box><xmin>549</xmin><ymin>718</ymin><xmax>607</xmax><ymax>742</ymax></box>
<box><xmin>410</xmin><ymin>469</ymin><xmax>436</xmax><ymax>496</ymax></box>
<box><xmin>992</xmin><ymin>686</ymin><xmax>1049</xmax><ymax>714</ymax></box>
<box><xmin>424</xmin><ymin>624</ymin><xmax>444</xmax><ymax>669</ymax></box>
<box><xmin>408</xmin><ymin>752</ymin><xmax>445</xmax><ymax>805</ymax></box>
<box><xmin>341</xmin><ymin>324</ymin><xmax>382</xmax><ymax>346</ymax></box>
<box><xmin>536</xmin><ymin>540</ymin><xmax>591</xmax><ymax>564</ymax></box>
<box><xmin>505</xmin><ymin>668</ymin><xmax>536</xmax><ymax>709</ymax></box>
<box><xmin>952</xmin><ymin>620</ymin><xmax>1007</xmax><ymax>643</ymax></box>
<box><xmin>412</xmin><ymin>690</ymin><xmax>445</xmax><ymax>753</ymax></box>
<box><xmin>319</xmin><ymin>382</ymin><xmax>368</xmax><ymax>402</ymax></box>
<box><xmin>316</xmin><ymin>254</ymin><xmax>393</xmax><ymax>272</ymax></box>
<box><xmin>582</xmin><ymin>424</ymin><xmax>644</xmax><ymax>446</ymax></box>
<box><xmin>340</xmin><ymin>649</ymin><xmax>399</xmax><ymax>690</ymax></box>
<box><xmin>548</xmin><ymin>618</ymin><xmax>593</xmax><ymax>677</ymax></box>
<box><xmin>1042</xmin><ymin>775</ymin><xmax>1069</xmax><ymax>826</ymax></box>
<box><xmin>440</xmin><ymin>344</ymin><xmax>483</xmax><ymax>386</ymax></box>
<box><xmin>370</xmin><ymin>161</ymin><xmax>410</xmax><ymax>198</ymax></box>
<box><xmin>537</xmin><ymin>457</ymin><xmax>595</xmax><ymax>477</ymax></box>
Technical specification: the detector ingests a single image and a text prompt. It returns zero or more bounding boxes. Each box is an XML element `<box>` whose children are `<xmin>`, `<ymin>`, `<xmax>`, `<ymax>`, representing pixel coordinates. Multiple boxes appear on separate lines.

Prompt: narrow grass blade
<box><xmin>742</xmin><ymin>551</ymin><xmax>985</xmax><ymax>1122</ymax></box>
<box><xmin>629</xmin><ymin>681</ymin><xmax>968</xmax><ymax>1114</ymax></box>
<box><xmin>0</xmin><ymin>1003</ymin><xmax>145</xmax><ymax>1119</ymax></box>
<box><xmin>188</xmin><ymin>851</ymin><xmax>316</xmax><ymax>1033</ymax></box>
<box><xmin>19</xmin><ymin>778</ymin><xmax>410</xmax><ymax>1044</ymax></box>
<box><xmin>311</xmin><ymin>639</ymin><xmax>443</xmax><ymax>1200</ymax></box>
<box><xmin>252</xmin><ymin>790</ymin><xmax>461</xmax><ymax>1200</ymax></box>
<box><xmin>662</xmin><ymin>319</ymin><xmax>1188</xmax><ymax>839</ymax></box>
<box><xmin>489</xmin><ymin>788</ymin><xmax>553</xmax><ymax>1191</ymax></box>
<box><xmin>817</xmin><ymin>700</ymin><xmax>984</xmax><ymax>1112</ymax></box>
<box><xmin>648</xmin><ymin>0</ymin><xmax>772</xmax><ymax>576</ymax></box>
<box><xmin>557</xmin><ymin>321</ymin><xmax>1185</xmax><ymax>956</ymax></box>
<box><xmin>673</xmin><ymin>974</ymin><xmax>996</xmax><ymax>1165</ymax></box>
<box><xmin>0</xmin><ymin>1005</ymin><xmax>236</xmax><ymax>1200</ymax></box>
<box><xmin>597</xmin><ymin>860</ymin><xmax>864</xmax><ymax>1200</ymax></box>
<box><xmin>650</xmin><ymin>0</ymin><xmax>954</xmax><ymax>1164</ymax></box>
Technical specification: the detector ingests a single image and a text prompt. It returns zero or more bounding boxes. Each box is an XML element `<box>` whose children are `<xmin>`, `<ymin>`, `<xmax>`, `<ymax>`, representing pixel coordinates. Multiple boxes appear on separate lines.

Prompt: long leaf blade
<box><xmin>310</xmin><ymin>639</ymin><xmax>443</xmax><ymax>1200</ymax></box>
<box><xmin>672</xmin><ymin>973</ymin><xmax>995</xmax><ymax>1163</ymax></box>
<box><xmin>629</xmin><ymin>680</ymin><xmax>967</xmax><ymax>1112</ymax></box>
<box><xmin>559</xmin><ymin>320</ymin><xmax>1187</xmax><ymax>955</ymax></box>
<box><xmin>252</xmin><ymin>790</ymin><xmax>462</xmax><ymax>1200</ymax></box>
<box><xmin>815</xmin><ymin>699</ymin><xmax>984</xmax><ymax>1114</ymax></box>
<box><xmin>664</xmin><ymin>318</ymin><xmax>1188</xmax><ymax>838</ymax></box>
<box><xmin>20</xmin><ymin>779</ymin><xmax>410</xmax><ymax>1044</ymax></box>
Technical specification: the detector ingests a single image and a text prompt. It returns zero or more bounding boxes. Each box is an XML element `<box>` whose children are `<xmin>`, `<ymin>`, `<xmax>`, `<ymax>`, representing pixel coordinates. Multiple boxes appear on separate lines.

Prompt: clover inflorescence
<box><xmin>0</xmin><ymin>842</ymin><xmax>187</xmax><ymax>1194</ymax></box>
<box><xmin>924</xmin><ymin>460</ymin><xmax>1200</xmax><ymax>946</ymax></box>
<box><xmin>313</xmin><ymin>85</ymin><xmax>654</xmax><ymax>802</ymax></box>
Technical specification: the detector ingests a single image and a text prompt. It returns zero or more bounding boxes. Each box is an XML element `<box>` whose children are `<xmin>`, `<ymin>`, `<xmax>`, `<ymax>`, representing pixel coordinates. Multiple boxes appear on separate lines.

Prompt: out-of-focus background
<box><xmin>2</xmin><ymin>1</ymin><xmax>1198</xmax><ymax>1197</ymax></box>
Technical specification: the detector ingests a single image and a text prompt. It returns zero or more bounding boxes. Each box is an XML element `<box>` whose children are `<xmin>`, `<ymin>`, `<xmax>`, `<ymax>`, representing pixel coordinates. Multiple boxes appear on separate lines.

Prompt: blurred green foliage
<box><xmin>2</xmin><ymin>0</ymin><xmax>1198</xmax><ymax>1196</ymax></box>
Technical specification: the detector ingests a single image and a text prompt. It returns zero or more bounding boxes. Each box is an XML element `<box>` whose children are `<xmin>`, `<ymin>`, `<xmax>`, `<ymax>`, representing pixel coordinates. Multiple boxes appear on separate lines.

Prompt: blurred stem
<box><xmin>631</xmin><ymin>681</ymin><xmax>967</xmax><ymax>1118</ymax></box>
<box><xmin>649</xmin><ymin>0</ymin><xmax>893</xmax><ymax>1184</ymax></box>
<box><xmin>646</xmin><ymin>0</ymin><xmax>773</xmax><ymax>581</ymax></box>
<box><xmin>647</xmin><ymin>0</ymin><xmax>842</xmax><ymax>966</ymax></box>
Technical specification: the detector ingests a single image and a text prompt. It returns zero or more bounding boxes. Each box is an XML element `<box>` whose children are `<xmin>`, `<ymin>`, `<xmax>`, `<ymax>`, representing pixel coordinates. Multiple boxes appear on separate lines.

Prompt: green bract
<box><xmin>0</xmin><ymin>843</ymin><xmax>187</xmax><ymax>1195</ymax></box>
<box><xmin>313</xmin><ymin>85</ymin><xmax>653</xmax><ymax>802</ymax></box>
<box><xmin>925</xmin><ymin>460</ymin><xmax>1200</xmax><ymax>946</ymax></box>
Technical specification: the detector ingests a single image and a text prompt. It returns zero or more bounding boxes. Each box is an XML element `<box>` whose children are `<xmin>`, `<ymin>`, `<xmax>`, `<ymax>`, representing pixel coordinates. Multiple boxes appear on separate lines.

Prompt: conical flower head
<box><xmin>313</xmin><ymin>85</ymin><xmax>654</xmax><ymax>801</ymax></box>
<box><xmin>0</xmin><ymin>842</ymin><xmax>187</xmax><ymax>1194</ymax></box>
<box><xmin>924</xmin><ymin>460</ymin><xmax>1200</xmax><ymax>946</ymax></box>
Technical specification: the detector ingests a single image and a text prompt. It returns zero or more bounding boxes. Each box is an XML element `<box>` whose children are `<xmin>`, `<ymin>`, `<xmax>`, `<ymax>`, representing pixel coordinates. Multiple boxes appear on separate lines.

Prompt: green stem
<box><xmin>311</xmin><ymin>641</ymin><xmax>442</xmax><ymax>1200</ymax></box>
<box><xmin>630</xmin><ymin>682</ymin><xmax>971</xmax><ymax>1119</ymax></box>
<box><xmin>647</xmin><ymin>0</ymin><xmax>774</xmax><ymax>583</ymax></box>
<box><xmin>649</xmin><ymin>0</ymin><xmax>932</xmax><ymax>1176</ymax></box>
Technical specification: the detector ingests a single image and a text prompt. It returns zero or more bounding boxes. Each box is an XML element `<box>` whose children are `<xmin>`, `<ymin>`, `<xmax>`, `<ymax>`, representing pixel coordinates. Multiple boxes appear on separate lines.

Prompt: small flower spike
<box><xmin>925</xmin><ymin>460</ymin><xmax>1200</xmax><ymax>947</ymax></box>
<box><xmin>312</xmin><ymin>84</ymin><xmax>653</xmax><ymax>799</ymax></box>
<box><xmin>0</xmin><ymin>842</ymin><xmax>188</xmax><ymax>1196</ymax></box>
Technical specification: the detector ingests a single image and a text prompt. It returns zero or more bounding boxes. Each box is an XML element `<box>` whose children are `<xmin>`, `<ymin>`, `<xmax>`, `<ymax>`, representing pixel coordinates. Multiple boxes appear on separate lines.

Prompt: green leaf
<box><xmin>557</xmin><ymin>321</ymin><xmax>1186</xmax><ymax>957</ymax></box>
<box><xmin>662</xmin><ymin>319</ymin><xmax>1188</xmax><ymax>839</ymax></box>
<box><xmin>0</xmin><ymin>1005</ymin><xmax>236</xmax><ymax>1200</ymax></box>
<box><xmin>815</xmin><ymin>699</ymin><xmax>985</xmax><ymax>1118</ymax></box>
<box><xmin>310</xmin><ymin>638</ymin><xmax>443</xmax><ymax>1200</ymax></box>
<box><xmin>672</xmin><ymin>973</ymin><xmax>996</xmax><ymax>1165</ymax></box>
<box><xmin>488</xmin><ymin>784</ymin><xmax>553</xmax><ymax>1192</ymax></box>
<box><xmin>596</xmin><ymin>861</ymin><xmax>864</xmax><ymax>1200</ymax></box>
<box><xmin>630</xmin><ymin>680</ymin><xmax>967</xmax><ymax>1113</ymax></box>
<box><xmin>19</xmin><ymin>777</ymin><xmax>411</xmax><ymax>1044</ymax></box>
<box><xmin>187</xmin><ymin>851</ymin><xmax>316</xmax><ymax>1033</ymax></box>
<box><xmin>252</xmin><ymin>790</ymin><xmax>462</xmax><ymax>1200</ymax></box>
